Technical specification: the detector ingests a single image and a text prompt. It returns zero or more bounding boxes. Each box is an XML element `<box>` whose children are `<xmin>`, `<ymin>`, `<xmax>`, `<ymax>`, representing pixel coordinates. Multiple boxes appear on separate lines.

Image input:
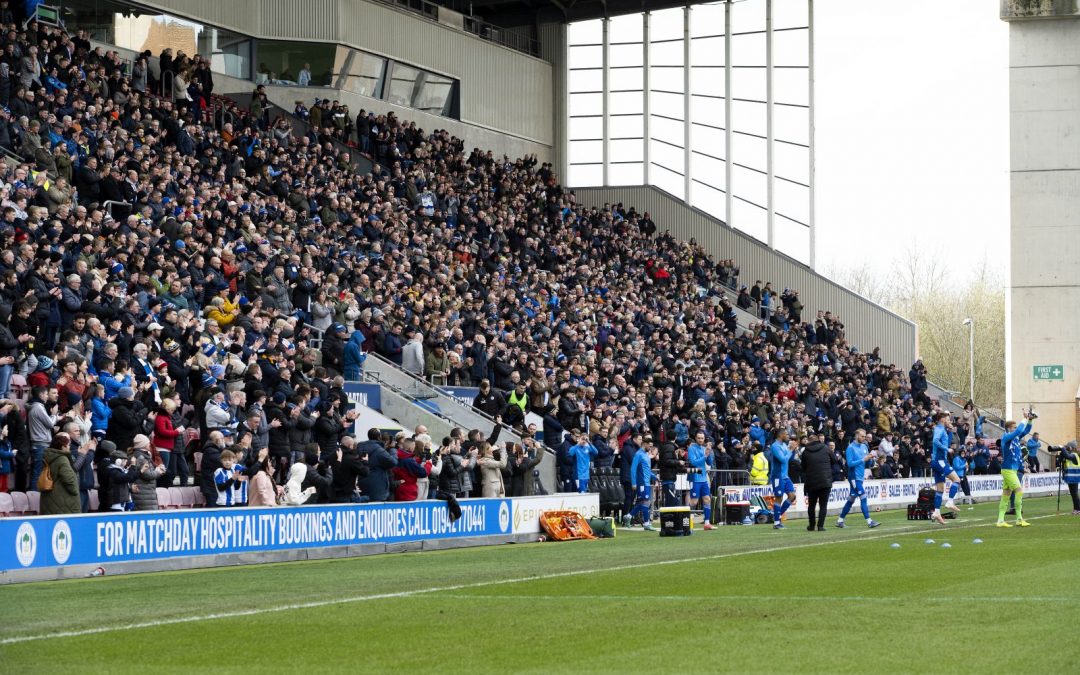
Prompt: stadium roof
<box><xmin>435</xmin><ymin>0</ymin><xmax>711</xmax><ymax>28</ymax></box>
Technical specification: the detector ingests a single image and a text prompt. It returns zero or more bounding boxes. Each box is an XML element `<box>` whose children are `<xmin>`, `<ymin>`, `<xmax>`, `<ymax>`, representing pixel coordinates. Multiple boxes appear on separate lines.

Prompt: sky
<box><xmin>813</xmin><ymin>0</ymin><xmax>1009</xmax><ymax>283</ymax></box>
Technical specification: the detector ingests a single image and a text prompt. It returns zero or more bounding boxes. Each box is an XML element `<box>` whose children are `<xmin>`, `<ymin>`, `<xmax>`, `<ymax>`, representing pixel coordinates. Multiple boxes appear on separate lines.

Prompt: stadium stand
<box><xmin>0</xmin><ymin>16</ymin><xmax>1014</xmax><ymax>520</ymax></box>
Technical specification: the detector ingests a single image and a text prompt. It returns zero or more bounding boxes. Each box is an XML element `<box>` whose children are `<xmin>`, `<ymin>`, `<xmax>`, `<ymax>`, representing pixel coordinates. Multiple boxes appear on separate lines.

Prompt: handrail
<box><xmin>103</xmin><ymin>200</ymin><xmax>130</xmax><ymax>219</ymax></box>
<box><xmin>360</xmin><ymin>350</ymin><xmax>556</xmax><ymax>456</ymax></box>
<box><xmin>371</xmin><ymin>0</ymin><xmax>541</xmax><ymax>58</ymax></box>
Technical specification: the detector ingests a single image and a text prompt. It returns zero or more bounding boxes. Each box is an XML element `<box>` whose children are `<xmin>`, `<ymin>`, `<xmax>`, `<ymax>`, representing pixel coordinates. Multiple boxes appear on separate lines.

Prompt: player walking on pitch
<box><xmin>930</xmin><ymin>413</ymin><xmax>962</xmax><ymax>524</ymax></box>
<box><xmin>769</xmin><ymin>431</ymin><xmax>796</xmax><ymax>530</ymax></box>
<box><xmin>836</xmin><ymin>429</ymin><xmax>881</xmax><ymax>529</ymax></box>
<box><xmin>997</xmin><ymin>410</ymin><xmax>1036</xmax><ymax>528</ymax></box>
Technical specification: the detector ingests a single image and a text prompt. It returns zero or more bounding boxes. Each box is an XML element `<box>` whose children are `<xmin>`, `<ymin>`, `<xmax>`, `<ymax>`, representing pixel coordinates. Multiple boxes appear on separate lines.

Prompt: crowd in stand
<box><xmin>0</xmin><ymin>16</ymin><xmax>1015</xmax><ymax>520</ymax></box>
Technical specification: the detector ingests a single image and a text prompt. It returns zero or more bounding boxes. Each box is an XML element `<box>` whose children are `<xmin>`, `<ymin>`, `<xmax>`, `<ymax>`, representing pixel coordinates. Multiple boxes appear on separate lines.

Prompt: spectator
<box><xmin>39</xmin><ymin>433</ymin><xmax>80</xmax><ymax>515</ymax></box>
<box><xmin>356</xmin><ymin>429</ymin><xmax>398</xmax><ymax>502</ymax></box>
<box><xmin>106</xmin><ymin>447</ymin><xmax>139</xmax><ymax>511</ymax></box>
<box><xmin>477</xmin><ymin>442</ymin><xmax>507</xmax><ymax>498</ymax></box>
<box><xmin>568</xmin><ymin>430</ymin><xmax>598</xmax><ymax>493</ymax></box>
<box><xmin>27</xmin><ymin>386</ymin><xmax>57</xmax><ymax>488</ymax></box>
<box><xmin>130</xmin><ymin>435</ymin><xmax>165</xmax><ymax>511</ymax></box>
<box><xmin>1026</xmin><ymin>433</ymin><xmax>1041</xmax><ymax>473</ymax></box>
<box><xmin>801</xmin><ymin>434</ymin><xmax>834</xmax><ymax>531</ymax></box>
<box><xmin>392</xmin><ymin>440</ymin><xmax>429</xmax><ymax>501</ymax></box>
<box><xmin>281</xmin><ymin>462</ymin><xmax>316</xmax><ymax>505</ymax></box>
<box><xmin>248</xmin><ymin>447</ymin><xmax>280</xmax><ymax>506</ymax></box>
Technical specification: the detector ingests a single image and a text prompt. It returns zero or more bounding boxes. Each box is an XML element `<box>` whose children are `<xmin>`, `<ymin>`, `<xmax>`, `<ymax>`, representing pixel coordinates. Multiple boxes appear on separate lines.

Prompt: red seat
<box><xmin>88</xmin><ymin>489</ymin><xmax>99</xmax><ymax>512</ymax></box>
<box><xmin>168</xmin><ymin>487</ymin><xmax>187</xmax><ymax>508</ymax></box>
<box><xmin>26</xmin><ymin>491</ymin><xmax>40</xmax><ymax>514</ymax></box>
<box><xmin>179</xmin><ymin>487</ymin><xmax>198</xmax><ymax>508</ymax></box>
<box><xmin>193</xmin><ymin>489</ymin><xmax>206</xmax><ymax>507</ymax></box>
<box><xmin>156</xmin><ymin>487</ymin><xmax>173</xmax><ymax>509</ymax></box>
<box><xmin>10</xmin><ymin>491</ymin><xmax>29</xmax><ymax>515</ymax></box>
<box><xmin>0</xmin><ymin>492</ymin><xmax>13</xmax><ymax>516</ymax></box>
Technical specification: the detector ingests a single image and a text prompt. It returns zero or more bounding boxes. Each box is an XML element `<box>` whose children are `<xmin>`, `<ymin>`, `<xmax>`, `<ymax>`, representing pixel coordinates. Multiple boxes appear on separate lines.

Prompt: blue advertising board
<box><xmin>343</xmin><ymin>381</ymin><xmax>382</xmax><ymax>411</ymax></box>
<box><xmin>440</xmin><ymin>386</ymin><xmax>480</xmax><ymax>408</ymax></box>
<box><xmin>1</xmin><ymin>499</ymin><xmax>512</xmax><ymax>571</ymax></box>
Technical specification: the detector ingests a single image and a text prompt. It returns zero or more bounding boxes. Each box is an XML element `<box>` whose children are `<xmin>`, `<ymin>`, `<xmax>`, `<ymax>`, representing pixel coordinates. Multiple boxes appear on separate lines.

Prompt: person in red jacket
<box><xmin>392</xmin><ymin>440</ymin><xmax>429</xmax><ymax>502</ymax></box>
<box><xmin>152</xmin><ymin>398</ymin><xmax>184</xmax><ymax>485</ymax></box>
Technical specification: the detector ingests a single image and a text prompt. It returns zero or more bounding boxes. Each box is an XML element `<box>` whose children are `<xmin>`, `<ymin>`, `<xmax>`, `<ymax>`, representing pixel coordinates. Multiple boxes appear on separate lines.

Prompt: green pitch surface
<box><xmin>3</xmin><ymin>497</ymin><xmax>1079</xmax><ymax>673</ymax></box>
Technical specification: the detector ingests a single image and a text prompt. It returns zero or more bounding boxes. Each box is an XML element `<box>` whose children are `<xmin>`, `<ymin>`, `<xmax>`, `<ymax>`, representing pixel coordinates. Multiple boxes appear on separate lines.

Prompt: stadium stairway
<box><xmin>358</xmin><ymin>352</ymin><xmax>560</xmax><ymax>492</ymax></box>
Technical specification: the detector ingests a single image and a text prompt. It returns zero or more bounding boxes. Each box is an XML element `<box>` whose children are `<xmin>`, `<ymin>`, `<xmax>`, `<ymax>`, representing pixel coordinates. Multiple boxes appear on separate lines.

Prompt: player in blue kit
<box><xmin>836</xmin><ymin>429</ymin><xmax>880</xmax><ymax>529</ymax></box>
<box><xmin>769</xmin><ymin>431</ymin><xmax>796</xmax><ymax>530</ymax></box>
<box><xmin>629</xmin><ymin>442</ymin><xmax>657</xmax><ymax>531</ymax></box>
<box><xmin>687</xmin><ymin>431</ymin><xmax>716</xmax><ymax>531</ymax></box>
<box><xmin>930</xmin><ymin>412</ymin><xmax>962</xmax><ymax>524</ymax></box>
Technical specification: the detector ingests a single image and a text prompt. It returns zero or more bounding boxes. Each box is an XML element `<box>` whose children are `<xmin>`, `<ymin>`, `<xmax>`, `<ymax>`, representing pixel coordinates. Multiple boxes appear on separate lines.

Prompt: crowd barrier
<box><xmin>720</xmin><ymin>473</ymin><xmax>1066</xmax><ymax>515</ymax></box>
<box><xmin>0</xmin><ymin>494</ymin><xmax>600</xmax><ymax>584</ymax></box>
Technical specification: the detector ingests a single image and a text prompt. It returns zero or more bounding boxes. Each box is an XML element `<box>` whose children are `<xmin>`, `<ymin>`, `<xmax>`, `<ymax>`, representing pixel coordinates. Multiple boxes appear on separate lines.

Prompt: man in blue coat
<box><xmin>355</xmin><ymin>428</ymin><xmax>397</xmax><ymax>502</ymax></box>
<box><xmin>567</xmin><ymin>430</ymin><xmax>597</xmax><ymax>493</ymax></box>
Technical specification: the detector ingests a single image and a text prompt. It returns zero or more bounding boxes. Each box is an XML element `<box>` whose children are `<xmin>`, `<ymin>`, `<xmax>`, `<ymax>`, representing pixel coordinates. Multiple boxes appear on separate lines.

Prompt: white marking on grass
<box><xmin>437</xmin><ymin>594</ymin><xmax>1072</xmax><ymax>604</ymax></box>
<box><xmin>0</xmin><ymin>513</ymin><xmax>1057</xmax><ymax>645</ymax></box>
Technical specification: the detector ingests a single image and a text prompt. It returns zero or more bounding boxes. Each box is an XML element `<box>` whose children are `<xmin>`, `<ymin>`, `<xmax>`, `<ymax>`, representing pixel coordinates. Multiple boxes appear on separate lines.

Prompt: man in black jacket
<box><xmin>198</xmin><ymin>430</ymin><xmax>226</xmax><ymax>507</ymax></box>
<box><xmin>801</xmin><ymin>434</ymin><xmax>836</xmax><ymax>531</ymax></box>
<box><xmin>658</xmin><ymin>441</ymin><xmax>684</xmax><ymax>507</ymax></box>
<box><xmin>329</xmin><ymin>435</ymin><xmax>369</xmax><ymax>503</ymax></box>
<box><xmin>355</xmin><ymin>428</ymin><xmax>396</xmax><ymax>502</ymax></box>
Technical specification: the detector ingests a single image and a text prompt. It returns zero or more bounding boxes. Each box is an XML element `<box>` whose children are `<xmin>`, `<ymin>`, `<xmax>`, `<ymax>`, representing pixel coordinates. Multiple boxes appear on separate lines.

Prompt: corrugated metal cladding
<box><xmin>139</xmin><ymin>0</ymin><xmax>554</xmax><ymax>147</ymax></box>
<box><xmin>137</xmin><ymin>0</ymin><xmax>260</xmax><ymax>35</ymax></box>
<box><xmin>258</xmin><ymin>0</ymin><xmax>340</xmax><ymax>41</ymax></box>
<box><xmin>540</xmin><ymin>23</ymin><xmax>567</xmax><ymax>176</ymax></box>
<box><xmin>343</xmin><ymin>0</ymin><xmax>553</xmax><ymax>146</ymax></box>
<box><xmin>571</xmin><ymin>186</ymin><xmax>918</xmax><ymax>368</ymax></box>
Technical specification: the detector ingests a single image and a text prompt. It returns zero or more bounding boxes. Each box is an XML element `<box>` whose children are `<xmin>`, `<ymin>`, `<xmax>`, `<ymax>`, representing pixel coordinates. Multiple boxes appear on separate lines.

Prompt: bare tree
<box><xmin>829</xmin><ymin>250</ymin><xmax>1004</xmax><ymax>410</ymax></box>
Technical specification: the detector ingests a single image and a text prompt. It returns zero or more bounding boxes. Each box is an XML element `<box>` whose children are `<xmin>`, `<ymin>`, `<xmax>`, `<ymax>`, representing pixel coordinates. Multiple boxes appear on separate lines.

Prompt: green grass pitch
<box><xmin>2</xmin><ymin>497</ymin><xmax>1078</xmax><ymax>673</ymax></box>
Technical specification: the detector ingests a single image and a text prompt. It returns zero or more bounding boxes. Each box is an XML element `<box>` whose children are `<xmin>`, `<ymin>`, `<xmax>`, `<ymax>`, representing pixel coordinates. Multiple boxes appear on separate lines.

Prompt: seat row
<box><xmin>0</xmin><ymin>486</ymin><xmax>208</xmax><ymax>516</ymax></box>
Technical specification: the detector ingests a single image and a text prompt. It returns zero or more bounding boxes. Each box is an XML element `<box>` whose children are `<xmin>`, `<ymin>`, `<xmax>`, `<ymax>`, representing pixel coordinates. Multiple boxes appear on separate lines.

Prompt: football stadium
<box><xmin>0</xmin><ymin>0</ymin><xmax>1078</xmax><ymax>671</ymax></box>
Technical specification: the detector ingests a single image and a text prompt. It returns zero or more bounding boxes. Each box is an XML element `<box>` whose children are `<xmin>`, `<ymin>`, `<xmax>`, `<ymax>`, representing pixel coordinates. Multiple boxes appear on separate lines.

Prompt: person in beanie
<box><xmin>107</xmin><ymin>448</ymin><xmax>139</xmax><ymax>511</ymax></box>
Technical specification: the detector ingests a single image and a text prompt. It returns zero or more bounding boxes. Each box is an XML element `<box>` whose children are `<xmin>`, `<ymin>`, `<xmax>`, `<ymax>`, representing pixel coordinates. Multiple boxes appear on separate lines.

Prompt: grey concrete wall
<box><xmin>134</xmin><ymin>0</ymin><xmax>555</xmax><ymax>148</ymax></box>
<box><xmin>1005</xmin><ymin>16</ymin><xmax>1080</xmax><ymax>444</ymax></box>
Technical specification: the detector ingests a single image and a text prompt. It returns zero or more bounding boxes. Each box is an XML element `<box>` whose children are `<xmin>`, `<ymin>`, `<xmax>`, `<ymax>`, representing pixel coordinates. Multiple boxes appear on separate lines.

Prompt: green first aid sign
<box><xmin>1032</xmin><ymin>365</ymin><xmax>1063</xmax><ymax>381</ymax></box>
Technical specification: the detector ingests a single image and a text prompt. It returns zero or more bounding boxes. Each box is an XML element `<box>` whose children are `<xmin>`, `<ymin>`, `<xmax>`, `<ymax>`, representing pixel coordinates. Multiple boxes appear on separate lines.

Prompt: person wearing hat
<box><xmin>104</xmin><ymin>385</ymin><xmax>145</xmax><ymax>456</ymax></box>
<box><xmin>106</xmin><ymin>445</ymin><xmax>140</xmax><ymax>511</ymax></box>
<box><xmin>130</xmin><ymin>434</ymin><xmax>165</xmax><ymax>511</ymax></box>
<box><xmin>321</xmin><ymin>323</ymin><xmax>348</xmax><ymax>374</ymax></box>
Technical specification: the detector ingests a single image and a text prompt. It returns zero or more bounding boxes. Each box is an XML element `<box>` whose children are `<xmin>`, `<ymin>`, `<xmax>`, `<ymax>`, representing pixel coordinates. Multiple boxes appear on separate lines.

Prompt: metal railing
<box><xmin>372</xmin><ymin>0</ymin><xmax>540</xmax><ymax>58</ymax></box>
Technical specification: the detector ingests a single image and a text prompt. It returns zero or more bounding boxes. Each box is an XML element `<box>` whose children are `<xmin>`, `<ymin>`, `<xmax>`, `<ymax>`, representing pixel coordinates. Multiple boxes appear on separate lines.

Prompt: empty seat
<box><xmin>193</xmin><ymin>490</ymin><xmax>206</xmax><ymax>507</ymax></box>
<box><xmin>168</xmin><ymin>487</ymin><xmax>187</xmax><ymax>508</ymax></box>
<box><xmin>88</xmin><ymin>489</ymin><xmax>99</xmax><ymax>512</ymax></box>
<box><xmin>10</xmin><ymin>491</ymin><xmax>29</xmax><ymax>515</ymax></box>
<box><xmin>179</xmin><ymin>487</ymin><xmax>198</xmax><ymax>508</ymax></box>
<box><xmin>0</xmin><ymin>492</ymin><xmax>13</xmax><ymax>516</ymax></box>
<box><xmin>26</xmin><ymin>491</ymin><xmax>40</xmax><ymax>514</ymax></box>
<box><xmin>156</xmin><ymin>487</ymin><xmax>173</xmax><ymax>509</ymax></box>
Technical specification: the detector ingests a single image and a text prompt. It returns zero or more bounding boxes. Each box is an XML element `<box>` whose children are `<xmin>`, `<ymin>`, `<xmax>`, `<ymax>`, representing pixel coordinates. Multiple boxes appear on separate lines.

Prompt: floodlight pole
<box><xmin>963</xmin><ymin>318</ymin><xmax>974</xmax><ymax>402</ymax></box>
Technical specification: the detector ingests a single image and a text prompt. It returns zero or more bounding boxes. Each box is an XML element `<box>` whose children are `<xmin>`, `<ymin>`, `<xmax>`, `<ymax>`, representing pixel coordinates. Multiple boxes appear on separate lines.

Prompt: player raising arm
<box><xmin>930</xmin><ymin>413</ymin><xmax>962</xmax><ymax>524</ymax></box>
<box><xmin>997</xmin><ymin>410</ymin><xmax>1035</xmax><ymax>528</ymax></box>
<box><xmin>769</xmin><ymin>431</ymin><xmax>797</xmax><ymax>530</ymax></box>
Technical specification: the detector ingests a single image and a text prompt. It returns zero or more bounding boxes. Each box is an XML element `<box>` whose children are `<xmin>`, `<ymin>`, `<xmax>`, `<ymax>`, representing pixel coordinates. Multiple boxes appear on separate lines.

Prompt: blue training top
<box><xmin>1000</xmin><ymin>422</ymin><xmax>1032</xmax><ymax>472</ymax></box>
<box><xmin>687</xmin><ymin>443</ymin><xmax>710</xmax><ymax>484</ymax></box>
<box><xmin>932</xmin><ymin>424</ymin><xmax>950</xmax><ymax>463</ymax></box>
<box><xmin>768</xmin><ymin>441</ymin><xmax>791</xmax><ymax>481</ymax></box>
<box><xmin>845</xmin><ymin>441</ymin><xmax>868</xmax><ymax>481</ymax></box>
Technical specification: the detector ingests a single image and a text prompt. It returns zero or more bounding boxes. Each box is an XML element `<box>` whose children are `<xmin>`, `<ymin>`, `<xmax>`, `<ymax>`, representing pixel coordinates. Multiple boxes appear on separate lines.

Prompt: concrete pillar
<box><xmin>1003</xmin><ymin>4</ymin><xmax>1080</xmax><ymax>445</ymax></box>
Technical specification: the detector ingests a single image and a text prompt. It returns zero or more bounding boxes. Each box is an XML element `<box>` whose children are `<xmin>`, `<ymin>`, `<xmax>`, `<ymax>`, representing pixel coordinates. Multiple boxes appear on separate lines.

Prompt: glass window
<box><xmin>651</xmin><ymin>162</ymin><xmax>685</xmax><ymax>199</ymax></box>
<box><xmin>569</xmin><ymin>68</ymin><xmax>603</xmax><ymax>93</ymax></box>
<box><xmin>569</xmin><ymin>92</ymin><xmax>603</xmax><ymax>116</ymax></box>
<box><xmin>608</xmin><ymin>91</ymin><xmax>644</xmax><ymax>115</ymax></box>
<box><xmin>386</xmin><ymin>62</ymin><xmax>421</xmax><ymax>107</ymax></box>
<box><xmin>610</xmin><ymin>114</ymin><xmax>644</xmax><ymax>139</ymax></box>
<box><xmin>570</xmin><ymin>45</ymin><xmax>604</xmax><ymax>69</ymax></box>
<box><xmin>650</xmin><ymin>139</ymin><xmax>684</xmax><ymax>173</ymax></box>
<box><xmin>774</xmin><ymin>67</ymin><xmax>809</xmax><ymax>107</ymax></box>
<box><xmin>254</xmin><ymin>40</ymin><xmax>336</xmax><ymax>85</ymax></box>
<box><xmin>773</xmin><ymin>0</ymin><xmax>810</xmax><ymax>31</ymax></box>
<box><xmin>692</xmin><ymin>180</ymin><xmax>727</xmax><ymax>223</ymax></box>
<box><xmin>774</xmin><ymin>104</ymin><xmax>809</xmax><ymax>145</ymax></box>
<box><xmin>775</xmin><ymin>180</ymin><xmax>810</xmax><ymax>224</ymax></box>
<box><xmin>731</xmin><ymin>164</ymin><xmax>767</xmax><ymax>209</ymax></box>
<box><xmin>610</xmin><ymin>138</ymin><xmax>644</xmax><ymax>162</ymax></box>
<box><xmin>650</xmin><ymin>40</ymin><xmax>684</xmax><ymax>68</ymax></box>
<box><xmin>649</xmin><ymin>8</ymin><xmax>684</xmax><ymax>42</ymax></box>
<box><xmin>569</xmin><ymin>116</ymin><xmax>603</xmax><ymax>140</ymax></box>
<box><xmin>775</xmin><ymin>213</ymin><xmax>810</xmax><ymax>265</ymax></box>
<box><xmin>609</xmin><ymin>43</ymin><xmax>643</xmax><ymax>68</ymax></box>
<box><xmin>651</xmin><ymin>115</ymin><xmax>685</xmax><ymax>146</ymax></box>
<box><xmin>730</xmin><ymin>99</ymin><xmax>767</xmax><ymax>137</ymax></box>
<box><xmin>343</xmin><ymin>50</ymin><xmax>387</xmax><ymax>99</ymax></box>
<box><xmin>609</xmin><ymin>67</ymin><xmax>643</xmax><ymax>92</ymax></box>
<box><xmin>609</xmin><ymin>13</ymin><xmax>644</xmax><ymax>43</ymax></box>
<box><xmin>569</xmin><ymin>19</ymin><xmax>604</xmax><ymax>46</ymax></box>
<box><xmin>731</xmin><ymin>197</ymin><xmax>766</xmax><ymax>241</ymax></box>
<box><xmin>651</xmin><ymin>91</ymin><xmax>684</xmax><ymax>119</ymax></box>
<box><xmin>691</xmin><ymin>67</ymin><xmax>725</xmax><ymax>98</ymax></box>
<box><xmin>690</xmin><ymin>35</ymin><xmax>725</xmax><ymax>67</ymax></box>
<box><xmin>775</xmin><ymin>142</ymin><xmax>810</xmax><ymax>186</ymax></box>
<box><xmin>569</xmin><ymin>164</ymin><xmax>603</xmax><ymax>187</ymax></box>
<box><xmin>733</xmin><ymin>133</ymin><xmax>767</xmax><ymax>173</ymax></box>
<box><xmin>729</xmin><ymin>67</ymin><xmax>765</xmax><ymax>102</ymax></box>
<box><xmin>569</xmin><ymin>140</ymin><xmax>604</xmax><ymax>164</ymax></box>
<box><xmin>609</xmin><ymin>162</ymin><xmax>644</xmax><ymax>185</ymax></box>
<box><xmin>690</xmin><ymin>4</ymin><xmax>726</xmax><ymax>39</ymax></box>
<box><xmin>691</xmin><ymin>95</ymin><xmax>725</xmax><ymax>129</ymax></box>
<box><xmin>773</xmin><ymin>29</ymin><xmax>809</xmax><ymax>68</ymax></box>
<box><xmin>691</xmin><ymin>123</ymin><xmax>725</xmax><ymax>156</ymax></box>
<box><xmin>414</xmin><ymin>71</ymin><xmax>455</xmax><ymax>116</ymax></box>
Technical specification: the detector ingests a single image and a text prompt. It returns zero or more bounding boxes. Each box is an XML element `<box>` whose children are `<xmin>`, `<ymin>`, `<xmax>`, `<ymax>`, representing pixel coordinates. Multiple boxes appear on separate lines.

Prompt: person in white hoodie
<box><xmin>402</xmin><ymin>332</ymin><xmax>425</xmax><ymax>376</ymax></box>
<box><xmin>282</xmin><ymin>462</ymin><xmax>316</xmax><ymax>505</ymax></box>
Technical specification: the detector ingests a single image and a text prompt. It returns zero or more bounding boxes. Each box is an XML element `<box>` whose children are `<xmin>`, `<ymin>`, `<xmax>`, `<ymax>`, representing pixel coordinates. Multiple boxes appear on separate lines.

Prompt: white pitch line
<box><xmin>0</xmin><ymin>513</ymin><xmax>1057</xmax><ymax>646</ymax></box>
<box><xmin>437</xmin><ymin>594</ymin><xmax>1073</xmax><ymax>604</ymax></box>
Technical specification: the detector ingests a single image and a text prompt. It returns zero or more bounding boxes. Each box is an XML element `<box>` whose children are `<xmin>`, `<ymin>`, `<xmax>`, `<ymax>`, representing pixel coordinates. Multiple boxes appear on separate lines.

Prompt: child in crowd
<box><xmin>214</xmin><ymin>449</ymin><xmax>248</xmax><ymax>506</ymax></box>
